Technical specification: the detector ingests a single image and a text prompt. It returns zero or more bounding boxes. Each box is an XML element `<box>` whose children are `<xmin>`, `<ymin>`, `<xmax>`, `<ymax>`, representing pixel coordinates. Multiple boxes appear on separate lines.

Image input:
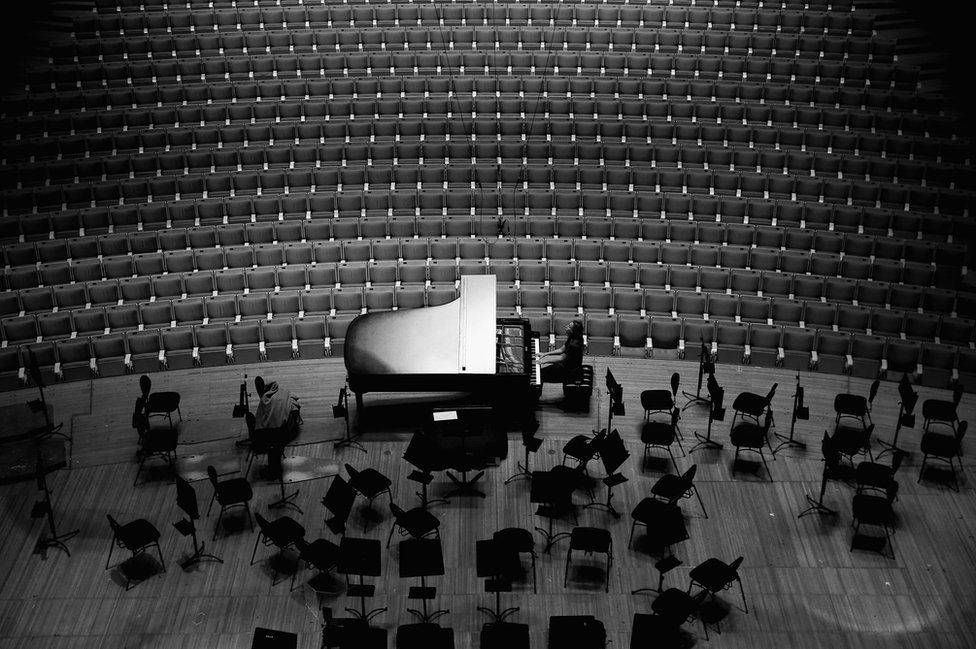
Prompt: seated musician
<box><xmin>539</xmin><ymin>320</ymin><xmax>584</xmax><ymax>384</ymax></box>
<box><xmin>253</xmin><ymin>376</ymin><xmax>302</xmax><ymax>431</ymax></box>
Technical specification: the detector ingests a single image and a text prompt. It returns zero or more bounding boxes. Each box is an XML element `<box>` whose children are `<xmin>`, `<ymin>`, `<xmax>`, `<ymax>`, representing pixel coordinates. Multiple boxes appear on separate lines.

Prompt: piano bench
<box><xmin>562</xmin><ymin>365</ymin><xmax>594</xmax><ymax>413</ymax></box>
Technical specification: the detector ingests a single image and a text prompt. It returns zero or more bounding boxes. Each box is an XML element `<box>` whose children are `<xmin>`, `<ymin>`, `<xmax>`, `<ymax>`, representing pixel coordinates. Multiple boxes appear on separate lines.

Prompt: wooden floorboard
<box><xmin>0</xmin><ymin>356</ymin><xmax>974</xmax><ymax>648</ymax></box>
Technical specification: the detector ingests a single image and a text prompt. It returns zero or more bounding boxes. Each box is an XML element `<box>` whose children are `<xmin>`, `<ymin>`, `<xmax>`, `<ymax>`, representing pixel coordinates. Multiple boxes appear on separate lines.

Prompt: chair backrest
<box><xmin>952</xmin><ymin>384</ymin><xmax>964</xmax><ymax>406</ymax></box>
<box><xmin>132</xmin><ymin>397</ymin><xmax>148</xmax><ymax>433</ymax></box>
<box><xmin>956</xmin><ymin>420</ymin><xmax>968</xmax><ymax>446</ymax></box>
<box><xmin>762</xmin><ymin>409</ymin><xmax>774</xmax><ymax>434</ymax></box>
<box><xmin>345</xmin><ymin>463</ymin><xmax>360</xmax><ymax>481</ymax></box>
<box><xmin>254</xmin><ymin>511</ymin><xmax>271</xmax><ymax>536</ymax></box>
<box><xmin>670</xmin><ymin>407</ymin><xmax>680</xmax><ymax>428</ymax></box>
<box><xmin>106</xmin><ymin>513</ymin><xmax>121</xmax><ymax>536</ymax></box>
<box><xmin>727</xmin><ymin>556</ymin><xmax>744</xmax><ymax>576</ymax></box>
<box><xmin>139</xmin><ymin>374</ymin><xmax>151</xmax><ymax>399</ymax></box>
<box><xmin>206</xmin><ymin>465</ymin><xmax>219</xmax><ymax>487</ymax></box>
<box><xmin>255</xmin><ymin>375</ymin><xmax>266</xmax><ymax>397</ymax></box>
<box><xmin>390</xmin><ymin>502</ymin><xmax>406</xmax><ymax>519</ymax></box>
<box><xmin>245</xmin><ymin>411</ymin><xmax>256</xmax><ymax>439</ymax></box>
<box><xmin>763</xmin><ymin>383</ymin><xmax>778</xmax><ymax>407</ymax></box>
<box><xmin>680</xmin><ymin>464</ymin><xmax>698</xmax><ymax>489</ymax></box>
<box><xmin>670</xmin><ymin>372</ymin><xmax>680</xmax><ymax>396</ymax></box>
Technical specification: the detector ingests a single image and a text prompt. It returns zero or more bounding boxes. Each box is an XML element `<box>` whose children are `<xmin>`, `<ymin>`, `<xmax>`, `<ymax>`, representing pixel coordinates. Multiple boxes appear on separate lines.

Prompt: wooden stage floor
<box><xmin>0</xmin><ymin>356</ymin><xmax>973</xmax><ymax>649</ymax></box>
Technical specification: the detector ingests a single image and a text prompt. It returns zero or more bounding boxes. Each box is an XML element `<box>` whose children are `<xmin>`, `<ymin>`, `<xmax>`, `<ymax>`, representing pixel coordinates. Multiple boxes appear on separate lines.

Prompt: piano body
<box><xmin>343</xmin><ymin>275</ymin><xmax>540</xmax><ymax>419</ymax></box>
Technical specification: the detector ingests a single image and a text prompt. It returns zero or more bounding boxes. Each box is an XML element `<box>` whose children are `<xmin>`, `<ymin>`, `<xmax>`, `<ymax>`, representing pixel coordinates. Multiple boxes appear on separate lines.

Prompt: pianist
<box><xmin>539</xmin><ymin>320</ymin><xmax>584</xmax><ymax>384</ymax></box>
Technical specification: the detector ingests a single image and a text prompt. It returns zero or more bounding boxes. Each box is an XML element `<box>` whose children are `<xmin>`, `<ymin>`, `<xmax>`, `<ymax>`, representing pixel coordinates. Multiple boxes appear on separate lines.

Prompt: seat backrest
<box><xmin>764</xmin><ymin>383</ymin><xmax>778</xmax><ymax>406</ymax></box>
<box><xmin>390</xmin><ymin>502</ymin><xmax>405</xmax><ymax>519</ymax></box>
<box><xmin>867</xmin><ymin>379</ymin><xmax>880</xmax><ymax>406</ymax></box>
<box><xmin>670</xmin><ymin>372</ymin><xmax>679</xmax><ymax>396</ymax></box>
<box><xmin>254</xmin><ymin>511</ymin><xmax>270</xmax><ymax>536</ymax></box>
<box><xmin>680</xmin><ymin>464</ymin><xmax>698</xmax><ymax>488</ymax></box>
<box><xmin>139</xmin><ymin>374</ymin><xmax>151</xmax><ymax>399</ymax></box>
<box><xmin>956</xmin><ymin>420</ymin><xmax>968</xmax><ymax>446</ymax></box>
<box><xmin>206</xmin><ymin>465</ymin><xmax>219</xmax><ymax>487</ymax></box>
<box><xmin>344</xmin><ymin>463</ymin><xmax>360</xmax><ymax>481</ymax></box>
<box><xmin>106</xmin><ymin>513</ymin><xmax>121</xmax><ymax>536</ymax></box>
<box><xmin>670</xmin><ymin>407</ymin><xmax>680</xmax><ymax>429</ymax></box>
<box><xmin>727</xmin><ymin>556</ymin><xmax>744</xmax><ymax>575</ymax></box>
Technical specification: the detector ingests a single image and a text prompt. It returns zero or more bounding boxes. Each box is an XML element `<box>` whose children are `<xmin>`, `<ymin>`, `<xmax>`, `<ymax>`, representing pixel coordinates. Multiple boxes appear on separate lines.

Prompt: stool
<box><xmin>562</xmin><ymin>365</ymin><xmax>594</xmax><ymax>413</ymax></box>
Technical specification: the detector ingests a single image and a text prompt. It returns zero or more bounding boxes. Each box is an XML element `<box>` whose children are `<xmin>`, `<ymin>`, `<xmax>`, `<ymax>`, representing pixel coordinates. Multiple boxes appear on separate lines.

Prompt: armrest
<box><xmin>809</xmin><ymin>349</ymin><xmax>818</xmax><ymax>370</ymax></box>
<box><xmin>225</xmin><ymin>343</ymin><xmax>234</xmax><ymax>361</ymax></box>
<box><xmin>742</xmin><ymin>344</ymin><xmax>751</xmax><ymax>364</ymax></box>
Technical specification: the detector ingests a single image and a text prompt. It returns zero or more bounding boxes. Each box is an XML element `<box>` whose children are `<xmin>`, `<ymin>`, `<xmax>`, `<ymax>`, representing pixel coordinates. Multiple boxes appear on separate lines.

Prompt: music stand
<box><xmin>31</xmin><ymin>448</ymin><xmax>78</xmax><ymax>557</ymax></box>
<box><xmin>399</xmin><ymin>537</ymin><xmax>449</xmax><ymax>624</ymax></box>
<box><xmin>690</xmin><ymin>373</ymin><xmax>725</xmax><ymax>452</ymax></box>
<box><xmin>505</xmin><ymin>418</ymin><xmax>541</xmax><ymax>484</ymax></box>
<box><xmin>774</xmin><ymin>374</ymin><xmax>809</xmax><ymax>454</ymax></box>
<box><xmin>605</xmin><ymin>369</ymin><xmax>625</xmax><ymax>433</ymax></box>
<box><xmin>682</xmin><ymin>340</ymin><xmax>714</xmax><ymax>410</ymax></box>
<box><xmin>267</xmin><ymin>441</ymin><xmax>303</xmax><ymax>515</ymax></box>
<box><xmin>876</xmin><ymin>375</ymin><xmax>918</xmax><ymax>461</ymax></box>
<box><xmin>338</xmin><ymin>536</ymin><xmax>387</xmax><ymax>622</ymax></box>
<box><xmin>583</xmin><ymin>429</ymin><xmax>630</xmax><ymax>519</ymax></box>
<box><xmin>530</xmin><ymin>469</ymin><xmax>574</xmax><ymax>553</ymax></box>
<box><xmin>403</xmin><ymin>431</ymin><xmax>450</xmax><ymax>509</ymax></box>
<box><xmin>25</xmin><ymin>347</ymin><xmax>68</xmax><ymax>443</ymax></box>
<box><xmin>330</xmin><ymin>386</ymin><xmax>366</xmax><ymax>453</ymax></box>
<box><xmin>173</xmin><ymin>475</ymin><xmax>223</xmax><ymax>569</ymax></box>
<box><xmin>798</xmin><ymin>432</ymin><xmax>839</xmax><ymax>518</ymax></box>
<box><xmin>476</xmin><ymin>539</ymin><xmax>521</xmax><ymax>623</ymax></box>
<box><xmin>233</xmin><ymin>373</ymin><xmax>250</xmax><ymax>418</ymax></box>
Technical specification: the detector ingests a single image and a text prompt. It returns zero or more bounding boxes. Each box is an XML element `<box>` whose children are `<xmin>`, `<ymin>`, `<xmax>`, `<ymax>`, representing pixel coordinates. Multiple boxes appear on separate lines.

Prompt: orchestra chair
<box><xmin>563</xmin><ymin>526</ymin><xmax>613</xmax><ymax>592</ymax></box>
<box><xmin>207</xmin><ymin>464</ymin><xmax>254</xmax><ymax>540</ymax></box>
<box><xmin>480</xmin><ymin>621</ymin><xmax>530</xmax><ymax>649</ymax></box>
<box><xmin>640</xmin><ymin>372</ymin><xmax>680</xmax><ymax>418</ymax></box>
<box><xmin>649</xmin><ymin>589</ymin><xmax>710</xmax><ymax>639</ymax></box>
<box><xmin>132</xmin><ymin>397</ymin><xmax>178</xmax><ymax>486</ymax></box>
<box><xmin>139</xmin><ymin>374</ymin><xmax>182</xmax><ymax>428</ymax></box>
<box><xmin>561</xmin><ymin>428</ymin><xmax>607</xmax><ymax>478</ymax></box>
<box><xmin>829</xmin><ymin>423</ymin><xmax>876</xmax><ymax>471</ymax></box>
<box><xmin>856</xmin><ymin>453</ymin><xmax>905</xmax><ymax>497</ymax></box>
<box><xmin>562</xmin><ymin>364</ymin><xmax>594</xmax><ymax>412</ymax></box>
<box><xmin>321</xmin><ymin>475</ymin><xmax>356</xmax><ymax>537</ymax></box>
<box><xmin>651</xmin><ymin>464</ymin><xmax>708</xmax><ymax>519</ymax></box>
<box><xmin>344</xmin><ymin>463</ymin><xmax>393</xmax><ymax>532</ymax></box>
<box><xmin>105</xmin><ymin>513</ymin><xmax>166</xmax><ymax>577</ymax></box>
<box><xmin>251</xmin><ymin>512</ymin><xmax>306</xmax><ymax>586</ymax></box>
<box><xmin>730</xmin><ymin>382</ymin><xmax>777</xmax><ymax>428</ymax></box>
<box><xmin>243</xmin><ymin>411</ymin><xmax>277</xmax><ymax>478</ymax></box>
<box><xmin>641</xmin><ymin>407</ymin><xmax>684</xmax><ymax>472</ymax></box>
<box><xmin>629</xmin><ymin>501</ymin><xmax>688</xmax><ymax>557</ymax></box>
<box><xmin>922</xmin><ymin>384</ymin><xmax>964</xmax><ymax>433</ymax></box>
<box><xmin>834</xmin><ymin>379</ymin><xmax>880</xmax><ymax>429</ymax></box>
<box><xmin>850</xmin><ymin>483</ymin><xmax>898</xmax><ymax>559</ymax></box>
<box><xmin>290</xmin><ymin>537</ymin><xmax>340</xmax><ymax>593</ymax></box>
<box><xmin>918</xmin><ymin>420</ymin><xmax>967</xmax><ymax>492</ymax></box>
<box><xmin>688</xmin><ymin>556</ymin><xmax>748</xmax><ymax>614</ymax></box>
<box><xmin>387</xmin><ymin>502</ymin><xmax>441</xmax><ymax>548</ymax></box>
<box><xmin>492</xmin><ymin>527</ymin><xmax>537</xmax><ymax>594</ymax></box>
<box><xmin>730</xmin><ymin>409</ymin><xmax>776</xmax><ymax>481</ymax></box>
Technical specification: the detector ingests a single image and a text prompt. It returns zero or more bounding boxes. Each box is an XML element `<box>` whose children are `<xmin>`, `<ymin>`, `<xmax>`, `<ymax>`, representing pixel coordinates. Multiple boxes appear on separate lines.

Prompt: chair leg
<box><xmin>666</xmin><ymin>448</ymin><xmax>678</xmax><ymax>472</ymax></box>
<box><xmin>628</xmin><ymin>521</ymin><xmax>637</xmax><ymax>549</ymax></box>
<box><xmin>693</xmin><ymin>486</ymin><xmax>708</xmax><ymax>518</ymax></box>
<box><xmin>386</xmin><ymin>522</ymin><xmax>397</xmax><ymax>548</ymax></box>
<box><xmin>732</xmin><ymin>448</ymin><xmax>740</xmax><ymax>474</ymax></box>
<box><xmin>155</xmin><ymin>541</ymin><xmax>166</xmax><ymax>572</ymax></box>
<box><xmin>106</xmin><ymin>538</ymin><xmax>115</xmax><ymax>570</ymax></box>
<box><xmin>605</xmin><ymin>552</ymin><xmax>611</xmax><ymax>593</ymax></box>
<box><xmin>207</xmin><ymin>492</ymin><xmax>217</xmax><ymax>516</ymax></box>
<box><xmin>250</xmin><ymin>533</ymin><xmax>263</xmax><ymax>565</ymax></box>
<box><xmin>917</xmin><ymin>455</ymin><xmax>928</xmax><ymax>483</ymax></box>
<box><xmin>531</xmin><ymin>551</ymin><xmax>537</xmax><ymax>594</ymax></box>
<box><xmin>737</xmin><ymin>578</ymin><xmax>747</xmax><ymax>613</ymax></box>
<box><xmin>759</xmin><ymin>450</ymin><xmax>772</xmax><ymax>481</ymax></box>
<box><xmin>563</xmin><ymin>547</ymin><xmax>572</xmax><ymax>587</ymax></box>
<box><xmin>213</xmin><ymin>508</ymin><xmax>224</xmax><ymax>541</ymax></box>
<box><xmin>133</xmin><ymin>459</ymin><xmax>145</xmax><ymax>487</ymax></box>
<box><xmin>245</xmin><ymin>504</ymin><xmax>254</xmax><ymax>532</ymax></box>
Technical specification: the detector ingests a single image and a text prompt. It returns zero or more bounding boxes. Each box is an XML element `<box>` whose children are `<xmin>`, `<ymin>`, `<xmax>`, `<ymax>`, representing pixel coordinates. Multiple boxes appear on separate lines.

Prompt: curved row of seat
<box><xmin>52</xmin><ymin>29</ymin><xmax>893</xmax><ymax>69</ymax></box>
<box><xmin>4</xmin><ymin>94</ymin><xmax>959</xmax><ymax>146</ymax></box>
<box><xmin>2</xmin><ymin>77</ymin><xmax>943</xmax><ymax>119</ymax></box>
<box><xmin>5</xmin><ymin>167</ymin><xmax>972</xmax><ymax>221</ymax></box>
<box><xmin>4</xmin><ymin>312</ymin><xmax>974</xmax><ymax>394</ymax></box>
<box><xmin>4</xmin><ymin>277</ymin><xmax>975</xmax><ymax>343</ymax></box>
<box><xmin>23</xmin><ymin>51</ymin><xmax>919</xmax><ymax>96</ymax></box>
<box><xmin>74</xmin><ymin>5</ymin><xmax>871</xmax><ymax>38</ymax></box>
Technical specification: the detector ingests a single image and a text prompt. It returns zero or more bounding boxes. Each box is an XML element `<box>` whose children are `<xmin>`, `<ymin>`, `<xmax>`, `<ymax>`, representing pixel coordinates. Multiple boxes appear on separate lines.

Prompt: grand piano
<box><xmin>343</xmin><ymin>275</ymin><xmax>541</xmax><ymax>421</ymax></box>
